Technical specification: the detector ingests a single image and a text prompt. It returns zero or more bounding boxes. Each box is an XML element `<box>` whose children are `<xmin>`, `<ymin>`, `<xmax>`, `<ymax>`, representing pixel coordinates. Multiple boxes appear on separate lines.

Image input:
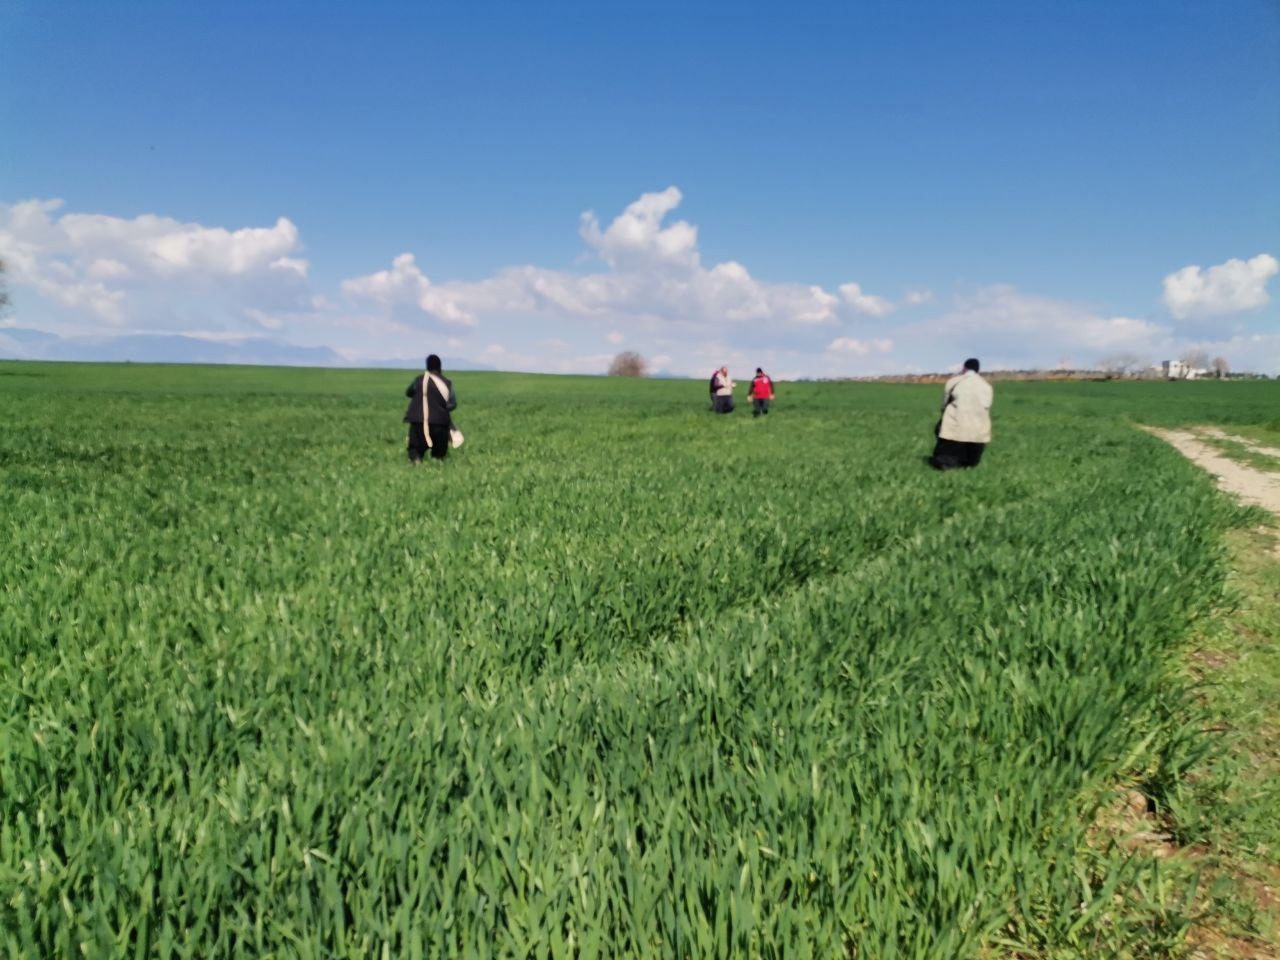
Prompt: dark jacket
<box><xmin>403</xmin><ymin>373</ymin><xmax>457</xmax><ymax>425</ymax></box>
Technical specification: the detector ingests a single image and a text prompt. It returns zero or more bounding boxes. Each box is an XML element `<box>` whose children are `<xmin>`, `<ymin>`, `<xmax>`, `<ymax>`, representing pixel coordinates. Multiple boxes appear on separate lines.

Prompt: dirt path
<box><xmin>1142</xmin><ymin>426</ymin><xmax>1280</xmax><ymax>516</ymax></box>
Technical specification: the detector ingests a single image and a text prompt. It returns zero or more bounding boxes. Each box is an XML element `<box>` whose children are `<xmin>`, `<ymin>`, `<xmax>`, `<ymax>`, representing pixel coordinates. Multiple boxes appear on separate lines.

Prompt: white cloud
<box><xmin>838</xmin><ymin>282</ymin><xmax>893</xmax><ymax>317</ymax></box>
<box><xmin>4</xmin><ymin>189</ymin><xmax>935</xmax><ymax>373</ymax></box>
<box><xmin>1184</xmin><ymin>332</ymin><xmax>1280</xmax><ymax>374</ymax></box>
<box><xmin>341</xmin><ymin>188</ymin><xmax>883</xmax><ymax>334</ymax></box>
<box><xmin>24</xmin><ymin>190</ymin><xmax>1261</xmax><ymax>377</ymax></box>
<box><xmin>470</xmin><ymin>340</ymin><xmax>619</xmax><ymax>375</ymax></box>
<box><xmin>788</xmin><ymin>281</ymin><xmax>1273</xmax><ymax>375</ymax></box>
<box><xmin>827</xmin><ymin>337</ymin><xmax>893</xmax><ymax>355</ymax></box>
<box><xmin>579</xmin><ymin>186</ymin><xmax>700</xmax><ymax>271</ymax></box>
<box><xmin>36</xmin><ymin>272</ymin><xmax>127</xmax><ymax>323</ymax></box>
<box><xmin>271</xmin><ymin>257</ymin><xmax>309</xmax><ymax>278</ymax></box>
<box><xmin>893</xmin><ymin>284</ymin><xmax>1178</xmax><ymax>371</ymax></box>
<box><xmin>243</xmin><ymin>308</ymin><xmax>286</xmax><ymax>331</ymax></box>
<box><xmin>57</xmin><ymin>208</ymin><xmax>303</xmax><ymax>278</ymax></box>
<box><xmin>88</xmin><ymin>258</ymin><xmax>129</xmax><ymax>280</ymax></box>
<box><xmin>1162</xmin><ymin>253</ymin><xmax>1278</xmax><ymax>319</ymax></box>
<box><xmin>0</xmin><ymin>199</ymin><xmax>310</xmax><ymax>329</ymax></box>
<box><xmin>340</xmin><ymin>253</ymin><xmax>476</xmax><ymax>326</ymax></box>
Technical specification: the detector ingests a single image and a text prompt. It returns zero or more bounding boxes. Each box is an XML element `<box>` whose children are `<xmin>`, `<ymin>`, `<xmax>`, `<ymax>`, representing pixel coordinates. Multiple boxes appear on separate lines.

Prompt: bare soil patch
<box><xmin>1196</xmin><ymin>426</ymin><xmax>1280</xmax><ymax>462</ymax></box>
<box><xmin>1142</xmin><ymin>426</ymin><xmax>1280</xmax><ymax>517</ymax></box>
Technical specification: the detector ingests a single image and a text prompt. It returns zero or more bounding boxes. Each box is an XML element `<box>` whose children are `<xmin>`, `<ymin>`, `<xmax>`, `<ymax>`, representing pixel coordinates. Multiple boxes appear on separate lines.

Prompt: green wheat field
<box><xmin>3</xmin><ymin>362</ymin><xmax>1278</xmax><ymax>959</ymax></box>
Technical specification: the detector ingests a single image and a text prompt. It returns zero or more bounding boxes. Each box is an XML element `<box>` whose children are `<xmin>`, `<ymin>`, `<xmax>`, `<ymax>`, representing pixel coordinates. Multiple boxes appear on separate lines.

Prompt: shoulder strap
<box><xmin>425</xmin><ymin>372</ymin><xmax>451</xmax><ymax>403</ymax></box>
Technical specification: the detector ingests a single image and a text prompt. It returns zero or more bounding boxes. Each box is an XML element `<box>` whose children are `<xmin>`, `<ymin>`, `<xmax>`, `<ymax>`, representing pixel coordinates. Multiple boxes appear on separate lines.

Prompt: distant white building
<box><xmin>1159</xmin><ymin>360</ymin><xmax>1210</xmax><ymax>380</ymax></box>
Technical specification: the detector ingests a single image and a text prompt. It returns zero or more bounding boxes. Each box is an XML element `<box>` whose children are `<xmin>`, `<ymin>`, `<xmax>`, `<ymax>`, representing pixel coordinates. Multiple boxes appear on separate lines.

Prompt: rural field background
<box><xmin>2</xmin><ymin>362</ymin><xmax>1278</xmax><ymax>958</ymax></box>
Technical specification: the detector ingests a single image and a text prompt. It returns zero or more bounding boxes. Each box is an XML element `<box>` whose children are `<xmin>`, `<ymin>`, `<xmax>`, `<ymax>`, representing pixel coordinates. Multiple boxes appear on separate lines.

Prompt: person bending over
<box><xmin>930</xmin><ymin>357</ymin><xmax>992</xmax><ymax>470</ymax></box>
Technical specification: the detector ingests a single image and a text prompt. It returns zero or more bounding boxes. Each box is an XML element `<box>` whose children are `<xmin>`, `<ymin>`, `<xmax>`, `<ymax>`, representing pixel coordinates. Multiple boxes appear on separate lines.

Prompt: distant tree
<box><xmin>1098</xmin><ymin>352</ymin><xmax>1142</xmax><ymax>378</ymax></box>
<box><xmin>0</xmin><ymin>257</ymin><xmax>9</xmax><ymax>317</ymax></box>
<box><xmin>607</xmin><ymin>351</ymin><xmax>649</xmax><ymax>377</ymax></box>
<box><xmin>1211</xmin><ymin>356</ymin><xmax>1230</xmax><ymax>379</ymax></box>
<box><xmin>1179</xmin><ymin>348</ymin><xmax>1209</xmax><ymax>378</ymax></box>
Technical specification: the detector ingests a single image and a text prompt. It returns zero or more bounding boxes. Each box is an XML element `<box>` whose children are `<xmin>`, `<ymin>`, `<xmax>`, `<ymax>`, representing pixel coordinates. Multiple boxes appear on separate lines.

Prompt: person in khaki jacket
<box><xmin>712</xmin><ymin>366</ymin><xmax>736</xmax><ymax>414</ymax></box>
<box><xmin>930</xmin><ymin>357</ymin><xmax>993</xmax><ymax>469</ymax></box>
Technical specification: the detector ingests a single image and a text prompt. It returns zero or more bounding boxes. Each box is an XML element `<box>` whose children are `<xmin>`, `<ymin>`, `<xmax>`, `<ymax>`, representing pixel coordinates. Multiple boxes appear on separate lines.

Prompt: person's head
<box><xmin>755</xmin><ymin>367</ymin><xmax>763</xmax><ymax>376</ymax></box>
<box><xmin>721</xmin><ymin>365</ymin><xmax>729</xmax><ymax>374</ymax></box>
<box><xmin>963</xmin><ymin>357</ymin><xmax>980</xmax><ymax>373</ymax></box>
<box><xmin>426</xmin><ymin>354</ymin><xmax>442</xmax><ymax>373</ymax></box>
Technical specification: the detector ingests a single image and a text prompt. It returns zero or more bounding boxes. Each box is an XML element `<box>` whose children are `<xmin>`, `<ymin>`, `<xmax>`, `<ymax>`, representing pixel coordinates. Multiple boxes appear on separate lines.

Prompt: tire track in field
<box><xmin>1194</xmin><ymin>425</ymin><xmax>1280</xmax><ymax>462</ymax></box>
<box><xmin>1142</xmin><ymin>425</ymin><xmax>1280</xmax><ymax>517</ymax></box>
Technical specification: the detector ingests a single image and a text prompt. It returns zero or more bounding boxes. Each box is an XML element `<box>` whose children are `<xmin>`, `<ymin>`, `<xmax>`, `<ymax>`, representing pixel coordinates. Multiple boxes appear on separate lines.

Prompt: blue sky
<box><xmin>2</xmin><ymin>0</ymin><xmax>1277</xmax><ymax>375</ymax></box>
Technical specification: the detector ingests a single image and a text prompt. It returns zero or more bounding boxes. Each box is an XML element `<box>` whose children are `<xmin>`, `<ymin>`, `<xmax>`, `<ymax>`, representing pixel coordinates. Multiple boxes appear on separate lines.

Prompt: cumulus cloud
<box><xmin>339</xmin><ymin>253</ymin><xmax>476</xmax><ymax>326</ymax></box>
<box><xmin>3</xmin><ymin>189</ymin><xmax>927</xmax><ymax>372</ymax></box>
<box><xmin>946</xmin><ymin>285</ymin><xmax>1166</xmax><ymax>350</ymax></box>
<box><xmin>838</xmin><ymin>282</ymin><xmax>893</xmax><ymax>317</ymax></box>
<box><xmin>23</xmin><ymin>189</ymin><xmax>1263</xmax><ymax>377</ymax></box>
<box><xmin>88</xmin><ymin>258</ymin><xmax>129</xmax><ymax>280</ymax></box>
<box><xmin>907</xmin><ymin>284</ymin><xmax>1174</xmax><ymax>370</ymax></box>
<box><xmin>53</xmin><ymin>205</ymin><xmax>302</xmax><ymax>278</ymax></box>
<box><xmin>341</xmin><ymin>187</ymin><xmax>890</xmax><ymax>334</ymax></box>
<box><xmin>1162</xmin><ymin>253</ymin><xmax>1278</xmax><ymax>319</ymax></box>
<box><xmin>827</xmin><ymin>337</ymin><xmax>893</xmax><ymax>355</ymax></box>
<box><xmin>1183</xmin><ymin>331</ymin><xmax>1280</xmax><ymax>375</ymax></box>
<box><xmin>579</xmin><ymin>186</ymin><xmax>699</xmax><ymax>271</ymax></box>
<box><xmin>473</xmin><ymin>341</ymin><xmax>618</xmax><ymax>375</ymax></box>
<box><xmin>0</xmin><ymin>198</ymin><xmax>310</xmax><ymax>329</ymax></box>
<box><xmin>271</xmin><ymin>257</ymin><xmax>309</xmax><ymax>278</ymax></box>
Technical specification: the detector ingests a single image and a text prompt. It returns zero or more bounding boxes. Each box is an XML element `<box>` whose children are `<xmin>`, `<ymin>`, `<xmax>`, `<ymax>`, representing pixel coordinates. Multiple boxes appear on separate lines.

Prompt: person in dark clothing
<box><xmin>403</xmin><ymin>354</ymin><xmax>458</xmax><ymax>462</ymax></box>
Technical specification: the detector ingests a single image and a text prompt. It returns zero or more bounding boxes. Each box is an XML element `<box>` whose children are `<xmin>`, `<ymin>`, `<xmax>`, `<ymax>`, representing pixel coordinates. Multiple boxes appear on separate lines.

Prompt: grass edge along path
<box><xmin>1128</xmin><ymin>419</ymin><xmax>1280</xmax><ymax>956</ymax></box>
<box><xmin>1085</xmin><ymin>520</ymin><xmax>1280</xmax><ymax>960</ymax></box>
<box><xmin>1178</xmin><ymin>524</ymin><xmax>1280</xmax><ymax>959</ymax></box>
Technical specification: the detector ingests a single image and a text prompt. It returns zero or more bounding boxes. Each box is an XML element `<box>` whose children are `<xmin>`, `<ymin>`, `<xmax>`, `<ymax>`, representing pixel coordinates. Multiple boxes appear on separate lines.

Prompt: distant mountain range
<box><xmin>0</xmin><ymin>327</ymin><xmax>496</xmax><ymax>371</ymax></box>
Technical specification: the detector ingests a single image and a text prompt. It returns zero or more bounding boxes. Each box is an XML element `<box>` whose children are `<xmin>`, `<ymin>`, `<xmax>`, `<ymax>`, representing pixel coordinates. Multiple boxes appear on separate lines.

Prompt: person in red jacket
<box><xmin>748</xmin><ymin>367</ymin><xmax>774</xmax><ymax>417</ymax></box>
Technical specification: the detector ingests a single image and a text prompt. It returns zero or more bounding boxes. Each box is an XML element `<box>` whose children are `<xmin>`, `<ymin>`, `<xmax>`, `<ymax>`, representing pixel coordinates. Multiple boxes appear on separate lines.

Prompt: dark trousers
<box><xmin>752</xmin><ymin>398</ymin><xmax>770</xmax><ymax>417</ymax></box>
<box><xmin>930</xmin><ymin>437</ymin><xmax>985</xmax><ymax>470</ymax></box>
<box><xmin>408</xmin><ymin>422</ymin><xmax>451</xmax><ymax>461</ymax></box>
<box><xmin>713</xmin><ymin>395</ymin><xmax>734</xmax><ymax>414</ymax></box>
